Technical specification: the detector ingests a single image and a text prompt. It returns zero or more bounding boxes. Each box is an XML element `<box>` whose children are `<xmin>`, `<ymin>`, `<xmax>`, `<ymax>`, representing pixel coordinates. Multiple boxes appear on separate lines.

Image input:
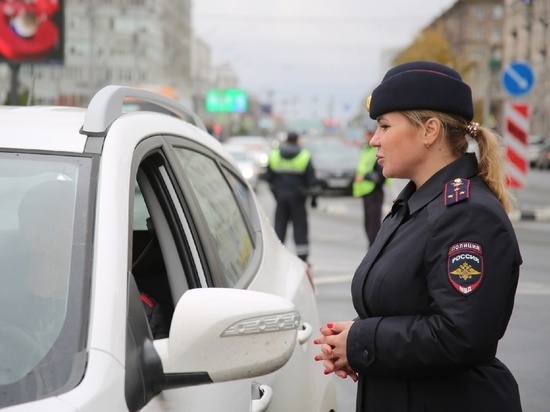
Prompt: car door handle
<box><xmin>297</xmin><ymin>322</ymin><xmax>313</xmax><ymax>345</ymax></box>
<box><xmin>250</xmin><ymin>384</ymin><xmax>273</xmax><ymax>412</ymax></box>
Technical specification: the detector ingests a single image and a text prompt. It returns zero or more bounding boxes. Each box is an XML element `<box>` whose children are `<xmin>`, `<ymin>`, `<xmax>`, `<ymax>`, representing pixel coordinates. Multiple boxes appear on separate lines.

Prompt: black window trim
<box><xmin>161</xmin><ymin>135</ymin><xmax>264</xmax><ymax>289</ymax></box>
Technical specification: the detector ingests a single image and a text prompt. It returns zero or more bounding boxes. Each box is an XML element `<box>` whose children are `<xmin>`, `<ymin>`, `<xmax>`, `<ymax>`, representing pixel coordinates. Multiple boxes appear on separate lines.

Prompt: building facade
<box><xmin>504</xmin><ymin>0</ymin><xmax>550</xmax><ymax>139</ymax></box>
<box><xmin>4</xmin><ymin>0</ymin><xmax>193</xmax><ymax>107</ymax></box>
<box><xmin>397</xmin><ymin>0</ymin><xmax>549</xmax><ymax>138</ymax></box>
<box><xmin>191</xmin><ymin>37</ymin><xmax>212</xmax><ymax>119</ymax></box>
<box><xmin>423</xmin><ymin>0</ymin><xmax>505</xmax><ymax>128</ymax></box>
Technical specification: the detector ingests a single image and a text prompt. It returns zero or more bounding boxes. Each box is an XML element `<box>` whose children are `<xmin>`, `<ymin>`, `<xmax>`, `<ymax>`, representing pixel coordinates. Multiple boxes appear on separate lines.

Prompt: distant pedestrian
<box><xmin>352</xmin><ymin>120</ymin><xmax>389</xmax><ymax>247</ymax></box>
<box><xmin>314</xmin><ymin>60</ymin><xmax>522</xmax><ymax>412</ymax></box>
<box><xmin>264</xmin><ymin>131</ymin><xmax>319</xmax><ymax>262</ymax></box>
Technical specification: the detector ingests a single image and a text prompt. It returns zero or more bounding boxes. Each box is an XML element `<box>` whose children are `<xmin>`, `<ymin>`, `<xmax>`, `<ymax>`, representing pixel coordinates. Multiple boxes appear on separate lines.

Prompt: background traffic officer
<box><xmin>352</xmin><ymin>120</ymin><xmax>390</xmax><ymax>248</ymax></box>
<box><xmin>264</xmin><ymin>131</ymin><xmax>319</xmax><ymax>263</ymax></box>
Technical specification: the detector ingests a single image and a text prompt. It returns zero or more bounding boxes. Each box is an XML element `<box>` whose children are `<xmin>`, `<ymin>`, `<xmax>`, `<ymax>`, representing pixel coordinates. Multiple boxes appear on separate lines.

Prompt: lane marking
<box><xmin>315</xmin><ymin>274</ymin><xmax>353</xmax><ymax>285</ymax></box>
<box><xmin>517</xmin><ymin>281</ymin><xmax>550</xmax><ymax>296</ymax></box>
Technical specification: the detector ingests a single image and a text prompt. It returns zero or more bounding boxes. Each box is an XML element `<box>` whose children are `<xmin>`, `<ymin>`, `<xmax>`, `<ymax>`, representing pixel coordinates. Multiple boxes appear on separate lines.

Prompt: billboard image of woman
<box><xmin>0</xmin><ymin>0</ymin><xmax>63</xmax><ymax>63</ymax></box>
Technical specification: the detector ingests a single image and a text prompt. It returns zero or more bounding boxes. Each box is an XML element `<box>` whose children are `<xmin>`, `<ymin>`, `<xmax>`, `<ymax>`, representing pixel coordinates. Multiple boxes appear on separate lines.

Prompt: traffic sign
<box><xmin>501</xmin><ymin>61</ymin><xmax>535</xmax><ymax>97</ymax></box>
<box><xmin>205</xmin><ymin>89</ymin><xmax>248</xmax><ymax>113</ymax></box>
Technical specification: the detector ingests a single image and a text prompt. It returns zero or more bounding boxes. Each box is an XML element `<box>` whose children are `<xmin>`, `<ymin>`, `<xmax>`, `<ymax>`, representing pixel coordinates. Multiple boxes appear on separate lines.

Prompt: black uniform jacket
<box><xmin>348</xmin><ymin>154</ymin><xmax>523</xmax><ymax>412</ymax></box>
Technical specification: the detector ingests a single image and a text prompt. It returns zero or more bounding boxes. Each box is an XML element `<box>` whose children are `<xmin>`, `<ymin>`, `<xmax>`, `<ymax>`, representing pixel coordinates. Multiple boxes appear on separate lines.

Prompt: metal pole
<box><xmin>9</xmin><ymin>62</ymin><xmax>21</xmax><ymax>106</ymax></box>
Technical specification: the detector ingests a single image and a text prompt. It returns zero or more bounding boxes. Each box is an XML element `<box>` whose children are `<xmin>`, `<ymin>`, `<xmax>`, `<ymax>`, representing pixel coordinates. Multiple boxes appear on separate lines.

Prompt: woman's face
<box><xmin>370</xmin><ymin>112</ymin><xmax>427</xmax><ymax>183</ymax></box>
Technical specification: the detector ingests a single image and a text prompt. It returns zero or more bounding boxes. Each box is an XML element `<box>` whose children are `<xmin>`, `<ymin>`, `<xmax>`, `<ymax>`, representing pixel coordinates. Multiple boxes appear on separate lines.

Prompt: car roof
<box><xmin>0</xmin><ymin>86</ymin><xmax>224</xmax><ymax>158</ymax></box>
<box><xmin>0</xmin><ymin>106</ymin><xmax>88</xmax><ymax>153</ymax></box>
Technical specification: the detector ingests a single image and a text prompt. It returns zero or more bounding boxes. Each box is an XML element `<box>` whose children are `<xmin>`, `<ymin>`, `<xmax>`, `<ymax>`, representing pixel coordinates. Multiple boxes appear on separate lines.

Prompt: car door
<box><xmin>126</xmin><ymin>135</ymin><xmax>267</xmax><ymax>411</ymax></box>
<box><xmin>166</xmin><ymin>138</ymin><xmax>329</xmax><ymax>411</ymax></box>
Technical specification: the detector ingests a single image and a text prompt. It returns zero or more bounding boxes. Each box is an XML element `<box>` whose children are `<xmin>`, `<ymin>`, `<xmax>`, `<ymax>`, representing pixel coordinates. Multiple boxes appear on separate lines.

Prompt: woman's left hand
<box><xmin>313</xmin><ymin>321</ymin><xmax>357</xmax><ymax>381</ymax></box>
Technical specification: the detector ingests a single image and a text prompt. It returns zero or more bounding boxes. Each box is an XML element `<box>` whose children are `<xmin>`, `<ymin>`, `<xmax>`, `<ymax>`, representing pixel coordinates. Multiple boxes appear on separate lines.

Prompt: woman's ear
<box><xmin>424</xmin><ymin>117</ymin><xmax>441</xmax><ymax>146</ymax></box>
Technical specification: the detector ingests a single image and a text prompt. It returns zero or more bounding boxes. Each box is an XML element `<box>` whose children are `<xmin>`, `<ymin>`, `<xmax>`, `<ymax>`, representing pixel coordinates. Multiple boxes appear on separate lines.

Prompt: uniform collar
<box><xmin>395</xmin><ymin>153</ymin><xmax>479</xmax><ymax>215</ymax></box>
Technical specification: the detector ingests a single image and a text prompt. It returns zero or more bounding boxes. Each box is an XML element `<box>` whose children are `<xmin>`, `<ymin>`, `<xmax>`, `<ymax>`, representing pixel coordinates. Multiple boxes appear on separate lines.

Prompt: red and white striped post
<box><xmin>503</xmin><ymin>102</ymin><xmax>529</xmax><ymax>189</ymax></box>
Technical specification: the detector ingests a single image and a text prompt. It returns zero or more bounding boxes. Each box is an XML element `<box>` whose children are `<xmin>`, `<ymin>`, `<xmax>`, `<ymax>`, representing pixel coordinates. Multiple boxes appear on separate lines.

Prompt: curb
<box><xmin>509</xmin><ymin>207</ymin><xmax>550</xmax><ymax>222</ymax></box>
<box><xmin>322</xmin><ymin>204</ymin><xmax>550</xmax><ymax>223</ymax></box>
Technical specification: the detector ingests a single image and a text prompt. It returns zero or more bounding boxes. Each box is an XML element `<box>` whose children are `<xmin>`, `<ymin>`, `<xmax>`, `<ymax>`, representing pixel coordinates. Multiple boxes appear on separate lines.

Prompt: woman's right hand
<box><xmin>313</xmin><ymin>321</ymin><xmax>357</xmax><ymax>382</ymax></box>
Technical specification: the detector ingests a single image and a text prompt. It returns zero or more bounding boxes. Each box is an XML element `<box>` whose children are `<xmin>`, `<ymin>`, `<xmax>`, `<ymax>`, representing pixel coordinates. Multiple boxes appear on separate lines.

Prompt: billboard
<box><xmin>0</xmin><ymin>0</ymin><xmax>64</xmax><ymax>64</ymax></box>
<box><xmin>206</xmin><ymin>88</ymin><xmax>248</xmax><ymax>113</ymax></box>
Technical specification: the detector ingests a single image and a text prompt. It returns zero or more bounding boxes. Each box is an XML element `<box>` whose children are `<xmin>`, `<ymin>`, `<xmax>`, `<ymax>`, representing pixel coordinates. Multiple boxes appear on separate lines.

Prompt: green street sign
<box><xmin>205</xmin><ymin>89</ymin><xmax>248</xmax><ymax>113</ymax></box>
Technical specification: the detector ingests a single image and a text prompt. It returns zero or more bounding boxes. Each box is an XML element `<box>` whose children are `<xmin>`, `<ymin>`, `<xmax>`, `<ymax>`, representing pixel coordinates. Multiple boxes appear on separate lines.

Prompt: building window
<box><xmin>492</xmin><ymin>27</ymin><xmax>502</xmax><ymax>42</ymax></box>
<box><xmin>475</xmin><ymin>5</ymin><xmax>486</xmax><ymax>20</ymax></box>
<box><xmin>475</xmin><ymin>47</ymin><xmax>484</xmax><ymax>60</ymax></box>
<box><xmin>493</xmin><ymin>5</ymin><xmax>504</xmax><ymax>20</ymax></box>
<box><xmin>475</xmin><ymin>68</ymin><xmax>483</xmax><ymax>81</ymax></box>
<box><xmin>475</xmin><ymin>27</ymin><xmax>485</xmax><ymax>40</ymax></box>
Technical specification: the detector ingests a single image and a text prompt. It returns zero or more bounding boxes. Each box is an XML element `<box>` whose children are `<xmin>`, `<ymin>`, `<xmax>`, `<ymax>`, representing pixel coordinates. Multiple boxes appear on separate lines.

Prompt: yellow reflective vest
<box><xmin>353</xmin><ymin>145</ymin><xmax>382</xmax><ymax>198</ymax></box>
<box><xmin>268</xmin><ymin>148</ymin><xmax>311</xmax><ymax>173</ymax></box>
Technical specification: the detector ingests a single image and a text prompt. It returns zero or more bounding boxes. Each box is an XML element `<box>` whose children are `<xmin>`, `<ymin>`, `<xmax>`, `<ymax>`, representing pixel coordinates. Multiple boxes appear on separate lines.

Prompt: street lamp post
<box><xmin>484</xmin><ymin>48</ymin><xmax>502</xmax><ymax>129</ymax></box>
<box><xmin>8</xmin><ymin>62</ymin><xmax>20</xmax><ymax>105</ymax></box>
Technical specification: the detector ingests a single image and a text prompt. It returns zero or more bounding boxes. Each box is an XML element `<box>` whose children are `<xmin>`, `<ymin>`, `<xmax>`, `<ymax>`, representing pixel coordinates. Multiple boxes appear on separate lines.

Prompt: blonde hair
<box><xmin>402</xmin><ymin>110</ymin><xmax>513</xmax><ymax>212</ymax></box>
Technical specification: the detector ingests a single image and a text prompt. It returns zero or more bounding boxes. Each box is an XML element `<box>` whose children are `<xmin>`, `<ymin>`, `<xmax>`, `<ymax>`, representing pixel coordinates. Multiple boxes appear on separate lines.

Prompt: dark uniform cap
<box><xmin>366</xmin><ymin>61</ymin><xmax>474</xmax><ymax>121</ymax></box>
<box><xmin>287</xmin><ymin>131</ymin><xmax>299</xmax><ymax>142</ymax></box>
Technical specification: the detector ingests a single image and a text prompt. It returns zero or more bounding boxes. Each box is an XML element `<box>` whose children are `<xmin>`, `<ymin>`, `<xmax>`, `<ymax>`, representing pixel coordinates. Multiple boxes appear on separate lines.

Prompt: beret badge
<box><xmin>365</xmin><ymin>95</ymin><xmax>372</xmax><ymax>112</ymax></box>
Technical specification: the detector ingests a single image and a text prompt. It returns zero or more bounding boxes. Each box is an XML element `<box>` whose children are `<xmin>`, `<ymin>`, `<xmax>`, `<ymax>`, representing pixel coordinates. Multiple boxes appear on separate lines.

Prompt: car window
<box><xmin>223</xmin><ymin>166</ymin><xmax>257</xmax><ymax>221</ymax></box>
<box><xmin>172</xmin><ymin>148</ymin><xmax>254</xmax><ymax>287</ymax></box>
<box><xmin>0</xmin><ymin>152</ymin><xmax>92</xmax><ymax>407</ymax></box>
<box><xmin>133</xmin><ymin>185</ymin><xmax>150</xmax><ymax>231</ymax></box>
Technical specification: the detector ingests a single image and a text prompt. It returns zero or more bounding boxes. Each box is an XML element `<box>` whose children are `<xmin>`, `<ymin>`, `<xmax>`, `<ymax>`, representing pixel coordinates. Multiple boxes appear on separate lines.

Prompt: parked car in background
<box><xmin>306</xmin><ymin>137</ymin><xmax>361</xmax><ymax>195</ymax></box>
<box><xmin>0</xmin><ymin>86</ymin><xmax>337</xmax><ymax>411</ymax></box>
<box><xmin>534</xmin><ymin>141</ymin><xmax>550</xmax><ymax>169</ymax></box>
<box><xmin>342</xmin><ymin>126</ymin><xmax>364</xmax><ymax>148</ymax></box>
<box><xmin>223</xmin><ymin>143</ymin><xmax>263</xmax><ymax>190</ymax></box>
<box><xmin>528</xmin><ymin>135</ymin><xmax>546</xmax><ymax>168</ymax></box>
<box><xmin>224</xmin><ymin>135</ymin><xmax>273</xmax><ymax>172</ymax></box>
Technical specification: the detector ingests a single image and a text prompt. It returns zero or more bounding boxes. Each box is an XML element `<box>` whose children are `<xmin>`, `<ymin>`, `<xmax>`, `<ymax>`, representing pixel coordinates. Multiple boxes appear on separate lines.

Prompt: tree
<box><xmin>392</xmin><ymin>28</ymin><xmax>484</xmax><ymax>123</ymax></box>
<box><xmin>393</xmin><ymin>28</ymin><xmax>476</xmax><ymax>78</ymax></box>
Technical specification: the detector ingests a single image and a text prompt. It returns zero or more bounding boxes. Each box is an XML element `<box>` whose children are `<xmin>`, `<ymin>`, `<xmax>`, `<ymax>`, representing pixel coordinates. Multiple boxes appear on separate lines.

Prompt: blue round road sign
<box><xmin>501</xmin><ymin>61</ymin><xmax>535</xmax><ymax>97</ymax></box>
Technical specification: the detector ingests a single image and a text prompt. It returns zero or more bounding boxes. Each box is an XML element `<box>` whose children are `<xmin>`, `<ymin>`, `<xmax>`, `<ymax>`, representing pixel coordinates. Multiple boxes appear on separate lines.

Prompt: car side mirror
<box><xmin>153</xmin><ymin>288</ymin><xmax>299</xmax><ymax>389</ymax></box>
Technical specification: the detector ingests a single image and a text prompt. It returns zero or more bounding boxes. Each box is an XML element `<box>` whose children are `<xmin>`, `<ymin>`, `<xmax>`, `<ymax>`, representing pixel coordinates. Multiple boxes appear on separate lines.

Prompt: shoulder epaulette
<box><xmin>444</xmin><ymin>178</ymin><xmax>470</xmax><ymax>207</ymax></box>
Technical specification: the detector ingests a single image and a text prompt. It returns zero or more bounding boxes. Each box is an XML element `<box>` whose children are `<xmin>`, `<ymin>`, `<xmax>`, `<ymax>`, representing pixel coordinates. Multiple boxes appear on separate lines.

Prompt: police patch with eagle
<box><xmin>448</xmin><ymin>242</ymin><xmax>483</xmax><ymax>295</ymax></box>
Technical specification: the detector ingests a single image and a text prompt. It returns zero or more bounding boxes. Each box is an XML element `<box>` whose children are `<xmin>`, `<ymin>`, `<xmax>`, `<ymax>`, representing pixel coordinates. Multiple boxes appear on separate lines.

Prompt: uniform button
<box><xmin>362</xmin><ymin>350</ymin><xmax>369</xmax><ymax>358</ymax></box>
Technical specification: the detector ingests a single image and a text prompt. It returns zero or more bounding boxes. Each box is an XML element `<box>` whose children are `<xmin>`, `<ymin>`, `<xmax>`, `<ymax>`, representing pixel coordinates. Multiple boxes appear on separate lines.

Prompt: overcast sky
<box><xmin>193</xmin><ymin>0</ymin><xmax>457</xmax><ymax>122</ymax></box>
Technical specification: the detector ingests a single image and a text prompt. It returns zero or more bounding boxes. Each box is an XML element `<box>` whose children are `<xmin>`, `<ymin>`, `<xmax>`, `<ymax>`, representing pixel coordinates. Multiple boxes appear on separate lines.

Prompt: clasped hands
<box><xmin>313</xmin><ymin>320</ymin><xmax>357</xmax><ymax>382</ymax></box>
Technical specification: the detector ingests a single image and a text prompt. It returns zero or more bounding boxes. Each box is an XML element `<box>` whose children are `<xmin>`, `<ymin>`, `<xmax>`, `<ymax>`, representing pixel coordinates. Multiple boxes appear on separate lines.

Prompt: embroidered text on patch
<box><xmin>448</xmin><ymin>241</ymin><xmax>483</xmax><ymax>295</ymax></box>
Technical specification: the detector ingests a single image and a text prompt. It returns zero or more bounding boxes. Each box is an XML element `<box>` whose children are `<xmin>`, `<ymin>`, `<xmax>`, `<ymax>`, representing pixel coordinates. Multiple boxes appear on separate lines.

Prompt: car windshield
<box><xmin>307</xmin><ymin>139</ymin><xmax>361</xmax><ymax>167</ymax></box>
<box><xmin>0</xmin><ymin>152</ymin><xmax>93</xmax><ymax>408</ymax></box>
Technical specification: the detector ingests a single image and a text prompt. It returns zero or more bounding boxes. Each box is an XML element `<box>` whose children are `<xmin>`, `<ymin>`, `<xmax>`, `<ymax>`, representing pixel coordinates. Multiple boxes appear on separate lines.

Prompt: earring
<box><xmin>424</xmin><ymin>142</ymin><xmax>431</xmax><ymax>149</ymax></box>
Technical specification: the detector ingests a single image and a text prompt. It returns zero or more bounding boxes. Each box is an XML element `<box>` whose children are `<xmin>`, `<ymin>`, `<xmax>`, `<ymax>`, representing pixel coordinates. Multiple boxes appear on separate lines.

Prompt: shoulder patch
<box><xmin>448</xmin><ymin>242</ymin><xmax>483</xmax><ymax>295</ymax></box>
<box><xmin>444</xmin><ymin>178</ymin><xmax>470</xmax><ymax>207</ymax></box>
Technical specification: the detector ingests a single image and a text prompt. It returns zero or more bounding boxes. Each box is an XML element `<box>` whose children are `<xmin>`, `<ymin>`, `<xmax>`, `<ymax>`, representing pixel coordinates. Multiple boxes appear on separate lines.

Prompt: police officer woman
<box><xmin>313</xmin><ymin>61</ymin><xmax>522</xmax><ymax>412</ymax></box>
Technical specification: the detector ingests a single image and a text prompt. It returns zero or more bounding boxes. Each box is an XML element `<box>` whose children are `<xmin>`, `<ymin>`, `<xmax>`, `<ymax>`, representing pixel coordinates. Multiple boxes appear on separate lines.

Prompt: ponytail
<box><xmin>403</xmin><ymin>110</ymin><xmax>514</xmax><ymax>212</ymax></box>
<box><xmin>469</xmin><ymin>125</ymin><xmax>513</xmax><ymax>213</ymax></box>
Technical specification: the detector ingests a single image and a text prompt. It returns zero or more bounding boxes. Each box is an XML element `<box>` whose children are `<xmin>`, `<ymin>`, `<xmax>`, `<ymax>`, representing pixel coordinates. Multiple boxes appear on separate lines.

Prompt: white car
<box><xmin>0</xmin><ymin>86</ymin><xmax>337</xmax><ymax>411</ymax></box>
<box><xmin>224</xmin><ymin>136</ymin><xmax>272</xmax><ymax>170</ymax></box>
<box><xmin>223</xmin><ymin>144</ymin><xmax>264</xmax><ymax>190</ymax></box>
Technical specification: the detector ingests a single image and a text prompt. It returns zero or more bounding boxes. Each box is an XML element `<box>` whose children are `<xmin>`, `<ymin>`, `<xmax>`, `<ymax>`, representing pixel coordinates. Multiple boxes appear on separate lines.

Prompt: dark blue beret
<box><xmin>367</xmin><ymin>61</ymin><xmax>474</xmax><ymax>121</ymax></box>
